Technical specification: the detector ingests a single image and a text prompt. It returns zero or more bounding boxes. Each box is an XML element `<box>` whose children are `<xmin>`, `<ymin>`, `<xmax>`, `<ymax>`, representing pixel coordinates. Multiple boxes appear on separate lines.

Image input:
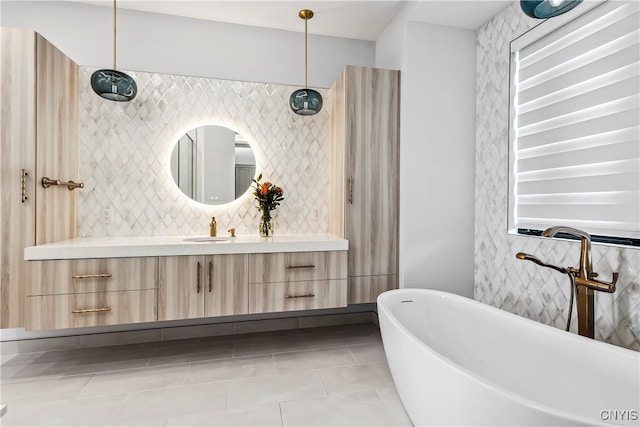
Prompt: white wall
<box><xmin>0</xmin><ymin>1</ymin><xmax>374</xmax><ymax>87</ymax></box>
<box><xmin>376</xmin><ymin>9</ymin><xmax>477</xmax><ymax>298</ymax></box>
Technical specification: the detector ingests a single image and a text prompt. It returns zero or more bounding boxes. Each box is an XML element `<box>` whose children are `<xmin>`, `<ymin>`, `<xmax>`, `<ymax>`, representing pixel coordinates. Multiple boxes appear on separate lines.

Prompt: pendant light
<box><xmin>289</xmin><ymin>9</ymin><xmax>323</xmax><ymax>116</ymax></box>
<box><xmin>91</xmin><ymin>0</ymin><xmax>137</xmax><ymax>102</ymax></box>
<box><xmin>520</xmin><ymin>0</ymin><xmax>582</xmax><ymax>19</ymax></box>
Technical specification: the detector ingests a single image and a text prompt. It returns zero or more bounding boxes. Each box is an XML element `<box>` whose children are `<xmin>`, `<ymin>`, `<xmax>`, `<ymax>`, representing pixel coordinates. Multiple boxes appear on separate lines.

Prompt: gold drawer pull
<box><xmin>72</xmin><ymin>273</ymin><xmax>113</xmax><ymax>279</ymax></box>
<box><xmin>208</xmin><ymin>261</ymin><xmax>213</xmax><ymax>293</ymax></box>
<box><xmin>21</xmin><ymin>169</ymin><xmax>29</xmax><ymax>203</ymax></box>
<box><xmin>72</xmin><ymin>307</ymin><xmax>112</xmax><ymax>314</ymax></box>
<box><xmin>285</xmin><ymin>265</ymin><xmax>316</xmax><ymax>269</ymax></box>
<box><xmin>285</xmin><ymin>294</ymin><xmax>315</xmax><ymax>299</ymax></box>
<box><xmin>197</xmin><ymin>262</ymin><xmax>202</xmax><ymax>293</ymax></box>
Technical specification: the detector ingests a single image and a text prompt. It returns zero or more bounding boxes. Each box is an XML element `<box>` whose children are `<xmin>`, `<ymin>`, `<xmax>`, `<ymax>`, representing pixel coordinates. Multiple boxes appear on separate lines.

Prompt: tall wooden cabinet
<box><xmin>329</xmin><ymin>66</ymin><xmax>400</xmax><ymax>304</ymax></box>
<box><xmin>0</xmin><ymin>28</ymin><xmax>78</xmax><ymax>328</ymax></box>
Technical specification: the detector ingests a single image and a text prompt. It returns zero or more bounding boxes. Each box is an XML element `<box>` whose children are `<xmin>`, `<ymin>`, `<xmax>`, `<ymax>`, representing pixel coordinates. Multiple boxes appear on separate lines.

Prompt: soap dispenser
<box><xmin>209</xmin><ymin>217</ymin><xmax>217</xmax><ymax>237</ymax></box>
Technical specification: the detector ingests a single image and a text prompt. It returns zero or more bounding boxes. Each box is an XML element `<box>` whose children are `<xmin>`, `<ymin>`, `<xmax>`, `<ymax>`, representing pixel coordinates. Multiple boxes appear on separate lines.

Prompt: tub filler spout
<box><xmin>519</xmin><ymin>226</ymin><xmax>618</xmax><ymax>339</ymax></box>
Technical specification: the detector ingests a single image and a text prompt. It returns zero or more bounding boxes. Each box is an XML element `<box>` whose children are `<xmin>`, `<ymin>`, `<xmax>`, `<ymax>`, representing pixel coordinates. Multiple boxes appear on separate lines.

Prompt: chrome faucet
<box><xmin>517</xmin><ymin>226</ymin><xmax>618</xmax><ymax>339</ymax></box>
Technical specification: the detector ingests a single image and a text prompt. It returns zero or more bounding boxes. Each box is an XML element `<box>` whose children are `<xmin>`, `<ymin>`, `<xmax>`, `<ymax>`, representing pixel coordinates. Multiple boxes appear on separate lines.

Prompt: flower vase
<box><xmin>259</xmin><ymin>214</ymin><xmax>274</xmax><ymax>237</ymax></box>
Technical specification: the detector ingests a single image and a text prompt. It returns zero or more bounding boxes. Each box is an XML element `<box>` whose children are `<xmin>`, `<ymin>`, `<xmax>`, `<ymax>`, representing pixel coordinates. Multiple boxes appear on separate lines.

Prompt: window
<box><xmin>508</xmin><ymin>0</ymin><xmax>640</xmax><ymax>246</ymax></box>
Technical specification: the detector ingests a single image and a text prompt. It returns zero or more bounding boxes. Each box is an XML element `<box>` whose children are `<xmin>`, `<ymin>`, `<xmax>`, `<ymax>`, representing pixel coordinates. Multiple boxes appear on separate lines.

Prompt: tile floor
<box><xmin>0</xmin><ymin>323</ymin><xmax>413</xmax><ymax>426</ymax></box>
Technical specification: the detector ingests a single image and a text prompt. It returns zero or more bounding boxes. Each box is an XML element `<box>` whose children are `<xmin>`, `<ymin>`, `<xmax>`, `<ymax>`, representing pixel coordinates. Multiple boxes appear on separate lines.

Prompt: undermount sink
<box><xmin>183</xmin><ymin>236</ymin><xmax>231</xmax><ymax>242</ymax></box>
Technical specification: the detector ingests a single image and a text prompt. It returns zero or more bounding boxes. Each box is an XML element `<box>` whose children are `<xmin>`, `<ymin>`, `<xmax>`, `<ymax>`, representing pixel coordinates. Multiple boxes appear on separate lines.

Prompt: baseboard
<box><xmin>1</xmin><ymin>309</ymin><xmax>378</xmax><ymax>355</ymax></box>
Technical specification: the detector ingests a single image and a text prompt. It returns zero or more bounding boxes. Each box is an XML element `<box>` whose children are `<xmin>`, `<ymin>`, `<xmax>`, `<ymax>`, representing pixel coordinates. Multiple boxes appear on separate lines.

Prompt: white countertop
<box><xmin>24</xmin><ymin>234</ymin><xmax>348</xmax><ymax>260</ymax></box>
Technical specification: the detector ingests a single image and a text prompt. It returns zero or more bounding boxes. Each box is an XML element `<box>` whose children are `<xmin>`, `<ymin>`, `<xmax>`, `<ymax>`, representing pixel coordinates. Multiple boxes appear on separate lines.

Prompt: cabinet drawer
<box><xmin>249</xmin><ymin>251</ymin><xmax>347</xmax><ymax>284</ymax></box>
<box><xmin>348</xmin><ymin>275</ymin><xmax>398</xmax><ymax>304</ymax></box>
<box><xmin>27</xmin><ymin>257</ymin><xmax>158</xmax><ymax>296</ymax></box>
<box><xmin>249</xmin><ymin>279</ymin><xmax>347</xmax><ymax>314</ymax></box>
<box><xmin>26</xmin><ymin>289</ymin><xmax>157</xmax><ymax>330</ymax></box>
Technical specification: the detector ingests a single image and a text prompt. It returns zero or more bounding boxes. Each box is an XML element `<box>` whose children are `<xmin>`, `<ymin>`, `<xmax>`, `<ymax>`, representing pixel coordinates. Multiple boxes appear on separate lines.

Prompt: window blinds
<box><xmin>511</xmin><ymin>0</ymin><xmax>640</xmax><ymax>241</ymax></box>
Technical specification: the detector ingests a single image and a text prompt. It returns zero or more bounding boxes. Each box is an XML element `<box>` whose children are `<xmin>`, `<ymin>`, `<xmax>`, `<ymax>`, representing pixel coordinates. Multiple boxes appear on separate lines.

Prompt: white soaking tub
<box><xmin>378</xmin><ymin>289</ymin><xmax>640</xmax><ymax>426</ymax></box>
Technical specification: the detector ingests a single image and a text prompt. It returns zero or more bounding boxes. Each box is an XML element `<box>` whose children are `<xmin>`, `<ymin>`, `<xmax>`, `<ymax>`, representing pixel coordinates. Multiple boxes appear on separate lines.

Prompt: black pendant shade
<box><xmin>91</xmin><ymin>0</ymin><xmax>137</xmax><ymax>102</ymax></box>
<box><xmin>91</xmin><ymin>69</ymin><xmax>137</xmax><ymax>102</ymax></box>
<box><xmin>290</xmin><ymin>88</ymin><xmax>323</xmax><ymax>116</ymax></box>
<box><xmin>520</xmin><ymin>0</ymin><xmax>583</xmax><ymax>19</ymax></box>
<box><xmin>290</xmin><ymin>9</ymin><xmax>322</xmax><ymax>116</ymax></box>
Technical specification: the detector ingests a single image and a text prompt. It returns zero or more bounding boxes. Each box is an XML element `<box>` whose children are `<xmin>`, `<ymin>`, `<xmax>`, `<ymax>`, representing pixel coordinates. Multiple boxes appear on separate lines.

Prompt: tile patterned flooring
<box><xmin>0</xmin><ymin>323</ymin><xmax>413</xmax><ymax>426</ymax></box>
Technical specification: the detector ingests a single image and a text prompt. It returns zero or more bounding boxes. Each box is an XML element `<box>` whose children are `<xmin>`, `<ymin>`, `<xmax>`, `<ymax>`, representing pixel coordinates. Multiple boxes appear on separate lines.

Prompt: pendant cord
<box><xmin>304</xmin><ymin>16</ymin><xmax>308</xmax><ymax>89</ymax></box>
<box><xmin>113</xmin><ymin>0</ymin><xmax>117</xmax><ymax>70</ymax></box>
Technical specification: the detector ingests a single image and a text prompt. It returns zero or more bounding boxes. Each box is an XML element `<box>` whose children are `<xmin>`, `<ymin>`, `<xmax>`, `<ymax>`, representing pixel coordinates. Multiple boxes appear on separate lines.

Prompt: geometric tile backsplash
<box><xmin>475</xmin><ymin>3</ymin><xmax>640</xmax><ymax>351</ymax></box>
<box><xmin>78</xmin><ymin>68</ymin><xmax>330</xmax><ymax>238</ymax></box>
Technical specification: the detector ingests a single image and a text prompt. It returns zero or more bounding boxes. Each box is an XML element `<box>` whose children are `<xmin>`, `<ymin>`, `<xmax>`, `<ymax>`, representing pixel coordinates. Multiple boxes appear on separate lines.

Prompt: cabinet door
<box><xmin>204</xmin><ymin>254</ymin><xmax>248</xmax><ymax>317</ymax></box>
<box><xmin>158</xmin><ymin>256</ymin><xmax>204</xmax><ymax>321</ymax></box>
<box><xmin>34</xmin><ymin>34</ymin><xmax>78</xmax><ymax>245</ymax></box>
<box><xmin>348</xmin><ymin>275</ymin><xmax>397</xmax><ymax>305</ymax></box>
<box><xmin>0</xmin><ymin>28</ymin><xmax>36</xmax><ymax>328</ymax></box>
<box><xmin>344</xmin><ymin>66</ymin><xmax>400</xmax><ymax>278</ymax></box>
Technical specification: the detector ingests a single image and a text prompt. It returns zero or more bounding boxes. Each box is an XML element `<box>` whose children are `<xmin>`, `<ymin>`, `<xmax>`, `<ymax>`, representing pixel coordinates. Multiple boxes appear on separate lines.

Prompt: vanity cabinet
<box><xmin>0</xmin><ymin>28</ymin><xmax>78</xmax><ymax>328</ymax></box>
<box><xmin>329</xmin><ymin>66</ymin><xmax>400</xmax><ymax>304</ymax></box>
<box><xmin>25</xmin><ymin>257</ymin><xmax>157</xmax><ymax>330</ymax></box>
<box><xmin>248</xmin><ymin>251</ymin><xmax>348</xmax><ymax>313</ymax></box>
<box><xmin>158</xmin><ymin>255</ymin><xmax>248</xmax><ymax>321</ymax></box>
<box><xmin>22</xmin><ymin>237</ymin><xmax>348</xmax><ymax>330</ymax></box>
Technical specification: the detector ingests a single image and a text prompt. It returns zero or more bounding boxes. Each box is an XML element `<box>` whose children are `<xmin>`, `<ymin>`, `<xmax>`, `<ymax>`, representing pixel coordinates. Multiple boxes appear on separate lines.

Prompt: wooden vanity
<box><xmin>24</xmin><ymin>235</ymin><xmax>348</xmax><ymax>331</ymax></box>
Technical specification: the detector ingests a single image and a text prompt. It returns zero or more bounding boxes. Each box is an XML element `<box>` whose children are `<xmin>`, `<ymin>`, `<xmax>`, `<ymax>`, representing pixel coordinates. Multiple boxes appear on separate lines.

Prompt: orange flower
<box><xmin>252</xmin><ymin>173</ymin><xmax>284</xmax><ymax>215</ymax></box>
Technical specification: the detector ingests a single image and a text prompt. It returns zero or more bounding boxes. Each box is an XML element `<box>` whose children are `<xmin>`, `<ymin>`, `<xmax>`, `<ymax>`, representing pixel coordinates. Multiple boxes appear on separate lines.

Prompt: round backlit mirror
<box><xmin>170</xmin><ymin>125</ymin><xmax>256</xmax><ymax>205</ymax></box>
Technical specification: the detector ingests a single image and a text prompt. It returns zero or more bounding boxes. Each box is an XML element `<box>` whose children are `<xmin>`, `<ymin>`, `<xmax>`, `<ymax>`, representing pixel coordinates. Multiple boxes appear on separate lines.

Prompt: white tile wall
<box><xmin>78</xmin><ymin>68</ymin><xmax>330</xmax><ymax>237</ymax></box>
<box><xmin>475</xmin><ymin>3</ymin><xmax>640</xmax><ymax>350</ymax></box>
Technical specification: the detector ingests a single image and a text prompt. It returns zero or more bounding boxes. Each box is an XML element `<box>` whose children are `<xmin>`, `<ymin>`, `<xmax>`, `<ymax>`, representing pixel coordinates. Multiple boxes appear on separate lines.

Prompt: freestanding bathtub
<box><xmin>378</xmin><ymin>289</ymin><xmax>640</xmax><ymax>426</ymax></box>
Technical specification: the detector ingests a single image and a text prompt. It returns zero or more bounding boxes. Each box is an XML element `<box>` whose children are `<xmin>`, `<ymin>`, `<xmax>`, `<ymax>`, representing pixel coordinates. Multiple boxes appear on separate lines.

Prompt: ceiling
<box><xmin>72</xmin><ymin>1</ymin><xmax>514</xmax><ymax>41</ymax></box>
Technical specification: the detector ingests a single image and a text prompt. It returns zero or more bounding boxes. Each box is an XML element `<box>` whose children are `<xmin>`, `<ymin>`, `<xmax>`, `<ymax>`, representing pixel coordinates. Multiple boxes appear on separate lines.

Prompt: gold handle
<box><xmin>41</xmin><ymin>177</ymin><xmax>84</xmax><ymax>191</ymax></box>
<box><xmin>197</xmin><ymin>262</ymin><xmax>201</xmax><ymax>293</ymax></box>
<box><xmin>72</xmin><ymin>307</ymin><xmax>112</xmax><ymax>314</ymax></box>
<box><xmin>208</xmin><ymin>261</ymin><xmax>213</xmax><ymax>293</ymax></box>
<box><xmin>285</xmin><ymin>294</ymin><xmax>315</xmax><ymax>299</ymax></box>
<box><xmin>21</xmin><ymin>169</ymin><xmax>28</xmax><ymax>203</ymax></box>
<box><xmin>348</xmin><ymin>176</ymin><xmax>353</xmax><ymax>204</ymax></box>
<box><xmin>41</xmin><ymin>177</ymin><xmax>60</xmax><ymax>188</ymax></box>
<box><xmin>65</xmin><ymin>181</ymin><xmax>85</xmax><ymax>191</ymax></box>
<box><xmin>72</xmin><ymin>273</ymin><xmax>113</xmax><ymax>279</ymax></box>
<box><xmin>285</xmin><ymin>265</ymin><xmax>316</xmax><ymax>269</ymax></box>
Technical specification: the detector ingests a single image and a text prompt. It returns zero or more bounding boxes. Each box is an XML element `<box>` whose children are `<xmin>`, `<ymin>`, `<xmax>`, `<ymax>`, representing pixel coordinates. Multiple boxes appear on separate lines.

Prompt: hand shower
<box><xmin>516</xmin><ymin>252</ymin><xmax>576</xmax><ymax>332</ymax></box>
<box><xmin>515</xmin><ymin>252</ymin><xmax>569</xmax><ymax>274</ymax></box>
